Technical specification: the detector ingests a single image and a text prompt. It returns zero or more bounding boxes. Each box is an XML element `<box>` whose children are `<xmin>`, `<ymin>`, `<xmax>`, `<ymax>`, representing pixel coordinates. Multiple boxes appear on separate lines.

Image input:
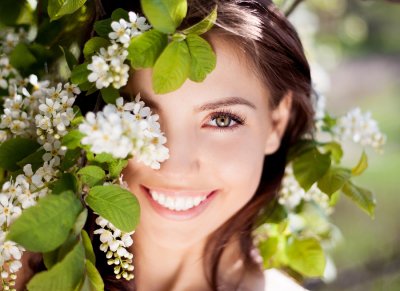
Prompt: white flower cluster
<box><xmin>79</xmin><ymin>96</ymin><xmax>169</xmax><ymax>169</ymax></box>
<box><xmin>109</xmin><ymin>12</ymin><xmax>151</xmax><ymax>45</ymax></box>
<box><xmin>94</xmin><ymin>216</ymin><xmax>135</xmax><ymax>280</ymax></box>
<box><xmin>332</xmin><ymin>107</ymin><xmax>386</xmax><ymax>153</ymax></box>
<box><xmin>278</xmin><ymin>165</ymin><xmax>331</xmax><ymax>213</ymax></box>
<box><xmin>0</xmin><ymin>164</ymin><xmax>50</xmax><ymax>285</ymax></box>
<box><xmin>87</xmin><ymin>12</ymin><xmax>151</xmax><ymax>90</ymax></box>
<box><xmin>0</xmin><ymin>28</ymin><xmax>28</xmax><ymax>54</ymax></box>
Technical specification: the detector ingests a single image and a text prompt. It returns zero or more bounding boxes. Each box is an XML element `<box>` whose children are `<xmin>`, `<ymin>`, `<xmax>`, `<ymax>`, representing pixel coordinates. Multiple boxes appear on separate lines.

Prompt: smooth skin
<box><xmin>122</xmin><ymin>35</ymin><xmax>292</xmax><ymax>290</ymax></box>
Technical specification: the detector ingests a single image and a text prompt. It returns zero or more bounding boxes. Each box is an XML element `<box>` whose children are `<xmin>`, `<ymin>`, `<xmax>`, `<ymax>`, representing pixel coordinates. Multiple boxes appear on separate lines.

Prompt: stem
<box><xmin>285</xmin><ymin>0</ymin><xmax>306</xmax><ymax>17</ymax></box>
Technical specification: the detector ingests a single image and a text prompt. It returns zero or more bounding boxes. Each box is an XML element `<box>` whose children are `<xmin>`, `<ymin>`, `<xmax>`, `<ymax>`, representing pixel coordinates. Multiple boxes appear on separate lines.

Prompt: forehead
<box><xmin>126</xmin><ymin>34</ymin><xmax>271</xmax><ymax>107</ymax></box>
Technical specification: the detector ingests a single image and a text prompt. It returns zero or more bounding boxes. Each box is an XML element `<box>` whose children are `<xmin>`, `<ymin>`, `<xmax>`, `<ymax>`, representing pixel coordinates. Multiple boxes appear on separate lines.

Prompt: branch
<box><xmin>285</xmin><ymin>0</ymin><xmax>306</xmax><ymax>17</ymax></box>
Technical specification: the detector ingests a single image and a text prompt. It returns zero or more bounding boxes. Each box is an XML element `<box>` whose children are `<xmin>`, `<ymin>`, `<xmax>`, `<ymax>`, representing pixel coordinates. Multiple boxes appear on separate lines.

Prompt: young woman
<box><xmin>16</xmin><ymin>0</ymin><xmax>314</xmax><ymax>290</ymax></box>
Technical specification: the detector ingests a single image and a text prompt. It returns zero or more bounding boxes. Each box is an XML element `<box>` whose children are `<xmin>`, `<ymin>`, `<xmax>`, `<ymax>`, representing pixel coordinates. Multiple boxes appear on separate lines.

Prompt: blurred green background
<box><xmin>278</xmin><ymin>0</ymin><xmax>400</xmax><ymax>290</ymax></box>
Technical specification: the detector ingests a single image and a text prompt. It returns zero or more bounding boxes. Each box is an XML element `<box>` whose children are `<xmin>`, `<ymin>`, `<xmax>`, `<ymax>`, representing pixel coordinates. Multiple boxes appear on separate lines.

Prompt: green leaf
<box><xmin>94</xmin><ymin>19</ymin><xmax>113</xmax><ymax>38</ymax></box>
<box><xmin>111</xmin><ymin>8</ymin><xmax>129</xmax><ymax>21</ymax></box>
<box><xmin>62</xmin><ymin>129</ymin><xmax>84</xmax><ymax>150</ymax></box>
<box><xmin>352</xmin><ymin>151</ymin><xmax>368</xmax><ymax>176</ymax></box>
<box><xmin>320</xmin><ymin>142</ymin><xmax>343</xmax><ymax>164</ymax></box>
<box><xmin>59</xmin><ymin>46</ymin><xmax>78</xmax><ymax>71</ymax></box>
<box><xmin>77</xmin><ymin>165</ymin><xmax>106</xmax><ymax>187</ymax></box>
<box><xmin>100</xmin><ymin>86</ymin><xmax>120</xmax><ymax>104</ymax></box>
<box><xmin>82</xmin><ymin>260</ymin><xmax>104</xmax><ymax>291</ymax></box>
<box><xmin>127</xmin><ymin>30</ymin><xmax>168</xmax><ymax>69</ymax></box>
<box><xmin>317</xmin><ymin>167</ymin><xmax>351</xmax><ymax>196</ymax></box>
<box><xmin>186</xmin><ymin>34</ymin><xmax>216</xmax><ymax>82</ymax></box>
<box><xmin>17</xmin><ymin>149</ymin><xmax>46</xmax><ymax>171</ymax></box>
<box><xmin>72</xmin><ymin>208</ymin><xmax>88</xmax><ymax>236</ymax></box>
<box><xmin>9</xmin><ymin>43</ymin><xmax>37</xmax><ymax>71</ymax></box>
<box><xmin>285</xmin><ymin>237</ymin><xmax>326</xmax><ymax>277</ymax></box>
<box><xmin>60</xmin><ymin>148</ymin><xmax>82</xmax><ymax>171</ymax></box>
<box><xmin>51</xmin><ymin>173</ymin><xmax>78</xmax><ymax>195</ymax></box>
<box><xmin>292</xmin><ymin>148</ymin><xmax>331</xmax><ymax>191</ymax></box>
<box><xmin>109</xmin><ymin>159</ymin><xmax>128</xmax><ymax>179</ymax></box>
<box><xmin>287</xmin><ymin>139</ymin><xmax>316</xmax><ymax>162</ymax></box>
<box><xmin>153</xmin><ymin>40</ymin><xmax>191</xmax><ymax>94</ymax></box>
<box><xmin>83</xmin><ymin>37</ymin><xmax>110</xmax><ymax>60</ymax></box>
<box><xmin>92</xmin><ymin>153</ymin><xmax>114</xmax><ymax>164</ymax></box>
<box><xmin>86</xmin><ymin>185</ymin><xmax>140</xmax><ymax>232</ymax></box>
<box><xmin>0</xmin><ymin>0</ymin><xmax>25</xmax><ymax>25</ymax></box>
<box><xmin>141</xmin><ymin>0</ymin><xmax>188</xmax><ymax>34</ymax></box>
<box><xmin>258</xmin><ymin>237</ymin><xmax>279</xmax><ymax>268</ymax></box>
<box><xmin>81</xmin><ymin>230</ymin><xmax>96</xmax><ymax>265</ymax></box>
<box><xmin>43</xmin><ymin>233</ymin><xmax>78</xmax><ymax>269</ymax></box>
<box><xmin>0</xmin><ymin>138</ymin><xmax>40</xmax><ymax>171</ymax></box>
<box><xmin>71</xmin><ymin>63</ymin><xmax>91</xmax><ymax>85</ymax></box>
<box><xmin>48</xmin><ymin>0</ymin><xmax>88</xmax><ymax>21</ymax></box>
<box><xmin>182</xmin><ymin>5</ymin><xmax>217</xmax><ymax>35</ymax></box>
<box><xmin>342</xmin><ymin>181</ymin><xmax>376</xmax><ymax>217</ymax></box>
<box><xmin>7</xmin><ymin>192</ymin><xmax>83</xmax><ymax>252</ymax></box>
<box><xmin>27</xmin><ymin>241</ymin><xmax>85</xmax><ymax>291</ymax></box>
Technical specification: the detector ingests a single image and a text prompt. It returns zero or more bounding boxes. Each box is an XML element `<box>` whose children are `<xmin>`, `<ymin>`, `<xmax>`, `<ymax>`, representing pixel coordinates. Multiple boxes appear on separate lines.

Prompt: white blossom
<box><xmin>109</xmin><ymin>19</ymin><xmax>132</xmax><ymax>44</ymax></box>
<box><xmin>332</xmin><ymin>107</ymin><xmax>386</xmax><ymax>152</ymax></box>
<box><xmin>79</xmin><ymin>95</ymin><xmax>169</xmax><ymax>167</ymax></box>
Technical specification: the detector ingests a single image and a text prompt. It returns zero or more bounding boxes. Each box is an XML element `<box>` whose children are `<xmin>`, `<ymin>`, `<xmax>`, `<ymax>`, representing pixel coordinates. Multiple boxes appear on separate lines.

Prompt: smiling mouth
<box><xmin>148</xmin><ymin>189</ymin><xmax>209</xmax><ymax>211</ymax></box>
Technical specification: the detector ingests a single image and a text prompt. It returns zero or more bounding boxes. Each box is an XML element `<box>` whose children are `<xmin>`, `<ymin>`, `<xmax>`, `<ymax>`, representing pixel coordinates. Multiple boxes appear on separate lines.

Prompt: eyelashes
<box><xmin>205</xmin><ymin>109</ymin><xmax>246</xmax><ymax>131</ymax></box>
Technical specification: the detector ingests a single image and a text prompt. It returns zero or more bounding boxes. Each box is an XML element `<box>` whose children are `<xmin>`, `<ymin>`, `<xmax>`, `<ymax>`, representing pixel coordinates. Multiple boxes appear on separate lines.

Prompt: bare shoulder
<box><xmin>263</xmin><ymin>269</ymin><xmax>308</xmax><ymax>291</ymax></box>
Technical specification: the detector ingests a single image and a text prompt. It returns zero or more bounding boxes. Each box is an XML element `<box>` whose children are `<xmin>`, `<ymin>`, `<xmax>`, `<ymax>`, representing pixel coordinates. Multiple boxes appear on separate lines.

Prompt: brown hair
<box><xmin>90</xmin><ymin>0</ymin><xmax>314</xmax><ymax>290</ymax></box>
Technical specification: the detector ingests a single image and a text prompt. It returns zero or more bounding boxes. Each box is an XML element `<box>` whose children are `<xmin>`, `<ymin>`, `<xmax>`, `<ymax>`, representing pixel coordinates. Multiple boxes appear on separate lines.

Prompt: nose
<box><xmin>157</xmin><ymin>120</ymin><xmax>200</xmax><ymax>179</ymax></box>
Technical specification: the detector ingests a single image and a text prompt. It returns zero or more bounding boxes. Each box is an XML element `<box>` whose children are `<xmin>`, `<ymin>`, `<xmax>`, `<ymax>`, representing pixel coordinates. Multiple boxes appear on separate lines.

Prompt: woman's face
<box><xmin>123</xmin><ymin>36</ymin><xmax>290</xmax><ymax>249</ymax></box>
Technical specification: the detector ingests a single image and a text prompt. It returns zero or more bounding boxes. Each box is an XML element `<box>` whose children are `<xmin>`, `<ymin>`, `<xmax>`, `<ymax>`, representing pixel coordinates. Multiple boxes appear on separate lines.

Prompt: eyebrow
<box><xmin>195</xmin><ymin>96</ymin><xmax>257</xmax><ymax>112</ymax></box>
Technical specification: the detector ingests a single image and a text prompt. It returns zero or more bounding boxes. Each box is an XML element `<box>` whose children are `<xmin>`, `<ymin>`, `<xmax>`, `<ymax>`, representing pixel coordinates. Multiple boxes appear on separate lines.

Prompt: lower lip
<box><xmin>140</xmin><ymin>186</ymin><xmax>217</xmax><ymax>221</ymax></box>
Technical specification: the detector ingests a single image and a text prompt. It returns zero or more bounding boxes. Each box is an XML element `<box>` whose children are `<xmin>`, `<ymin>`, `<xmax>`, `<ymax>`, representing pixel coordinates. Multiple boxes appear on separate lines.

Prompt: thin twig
<box><xmin>285</xmin><ymin>0</ymin><xmax>306</xmax><ymax>17</ymax></box>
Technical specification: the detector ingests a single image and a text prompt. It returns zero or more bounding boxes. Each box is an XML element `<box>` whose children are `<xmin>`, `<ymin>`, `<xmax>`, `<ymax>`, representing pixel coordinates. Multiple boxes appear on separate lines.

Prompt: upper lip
<box><xmin>142</xmin><ymin>185</ymin><xmax>216</xmax><ymax>197</ymax></box>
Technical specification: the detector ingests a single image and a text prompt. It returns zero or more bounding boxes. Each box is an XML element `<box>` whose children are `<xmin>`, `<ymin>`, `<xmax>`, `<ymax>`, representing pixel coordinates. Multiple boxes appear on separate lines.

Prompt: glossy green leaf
<box><xmin>342</xmin><ymin>181</ymin><xmax>376</xmax><ymax>217</ymax></box>
<box><xmin>43</xmin><ymin>233</ymin><xmax>78</xmax><ymax>270</ymax></box>
<box><xmin>60</xmin><ymin>148</ymin><xmax>82</xmax><ymax>171</ymax></box>
<box><xmin>292</xmin><ymin>148</ymin><xmax>331</xmax><ymax>191</ymax></box>
<box><xmin>287</xmin><ymin>139</ymin><xmax>316</xmax><ymax>162</ymax></box>
<box><xmin>92</xmin><ymin>153</ymin><xmax>115</xmax><ymax>164</ymax></box>
<box><xmin>285</xmin><ymin>237</ymin><xmax>326</xmax><ymax>277</ymax></box>
<box><xmin>128</xmin><ymin>30</ymin><xmax>168</xmax><ymax>69</ymax></box>
<box><xmin>186</xmin><ymin>34</ymin><xmax>216</xmax><ymax>82</ymax></box>
<box><xmin>111</xmin><ymin>8</ymin><xmax>129</xmax><ymax>21</ymax></box>
<box><xmin>86</xmin><ymin>185</ymin><xmax>140</xmax><ymax>232</ymax></box>
<box><xmin>94</xmin><ymin>19</ymin><xmax>113</xmax><ymax>38</ymax></box>
<box><xmin>51</xmin><ymin>173</ymin><xmax>78</xmax><ymax>195</ymax></box>
<box><xmin>82</xmin><ymin>260</ymin><xmax>104</xmax><ymax>291</ymax></box>
<box><xmin>77</xmin><ymin>165</ymin><xmax>106</xmax><ymax>187</ymax></box>
<box><xmin>7</xmin><ymin>192</ymin><xmax>83</xmax><ymax>252</ymax></box>
<box><xmin>17</xmin><ymin>149</ymin><xmax>46</xmax><ymax>171</ymax></box>
<box><xmin>71</xmin><ymin>63</ymin><xmax>91</xmax><ymax>85</ymax></box>
<box><xmin>27</xmin><ymin>241</ymin><xmax>85</xmax><ymax>291</ymax></box>
<box><xmin>83</xmin><ymin>37</ymin><xmax>110</xmax><ymax>60</ymax></box>
<box><xmin>48</xmin><ymin>0</ymin><xmax>87</xmax><ymax>21</ymax></box>
<box><xmin>100</xmin><ymin>86</ymin><xmax>120</xmax><ymax>104</ymax></box>
<box><xmin>152</xmin><ymin>40</ymin><xmax>191</xmax><ymax>94</ymax></box>
<box><xmin>109</xmin><ymin>159</ymin><xmax>129</xmax><ymax>179</ymax></box>
<box><xmin>182</xmin><ymin>5</ymin><xmax>217</xmax><ymax>35</ymax></box>
<box><xmin>320</xmin><ymin>141</ymin><xmax>343</xmax><ymax>164</ymax></box>
<box><xmin>352</xmin><ymin>151</ymin><xmax>368</xmax><ymax>176</ymax></box>
<box><xmin>72</xmin><ymin>209</ymin><xmax>88</xmax><ymax>236</ymax></box>
<box><xmin>317</xmin><ymin>167</ymin><xmax>351</xmax><ymax>196</ymax></box>
<box><xmin>81</xmin><ymin>230</ymin><xmax>96</xmax><ymax>265</ymax></box>
<box><xmin>0</xmin><ymin>138</ymin><xmax>40</xmax><ymax>171</ymax></box>
<box><xmin>62</xmin><ymin>129</ymin><xmax>84</xmax><ymax>150</ymax></box>
<box><xmin>141</xmin><ymin>0</ymin><xmax>188</xmax><ymax>34</ymax></box>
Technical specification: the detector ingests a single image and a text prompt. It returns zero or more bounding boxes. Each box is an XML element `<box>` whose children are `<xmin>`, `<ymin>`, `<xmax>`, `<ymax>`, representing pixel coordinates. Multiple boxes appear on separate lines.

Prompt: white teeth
<box><xmin>149</xmin><ymin>190</ymin><xmax>208</xmax><ymax>211</ymax></box>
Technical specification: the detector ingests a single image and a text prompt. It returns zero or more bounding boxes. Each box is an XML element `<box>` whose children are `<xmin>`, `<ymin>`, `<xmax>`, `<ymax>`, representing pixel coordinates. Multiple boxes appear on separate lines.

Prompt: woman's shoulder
<box><xmin>263</xmin><ymin>269</ymin><xmax>308</xmax><ymax>291</ymax></box>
